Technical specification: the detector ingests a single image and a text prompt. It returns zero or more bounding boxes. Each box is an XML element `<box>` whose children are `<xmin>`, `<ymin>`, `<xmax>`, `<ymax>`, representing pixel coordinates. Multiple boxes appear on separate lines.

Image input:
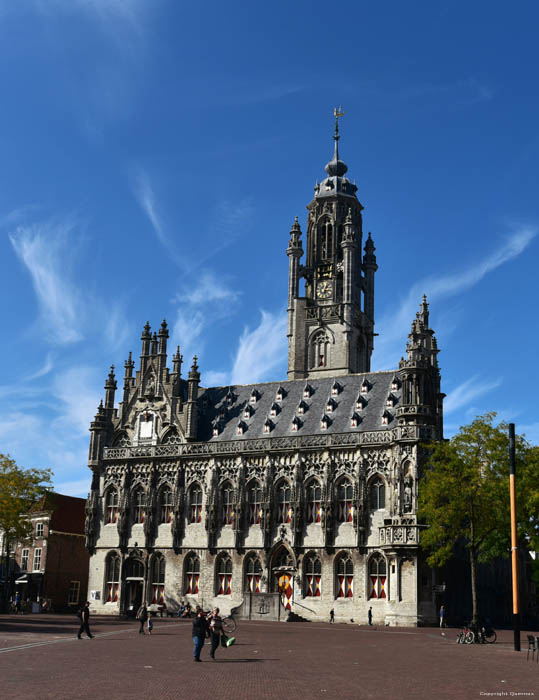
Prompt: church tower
<box><xmin>287</xmin><ymin>110</ymin><xmax>377</xmax><ymax>379</ymax></box>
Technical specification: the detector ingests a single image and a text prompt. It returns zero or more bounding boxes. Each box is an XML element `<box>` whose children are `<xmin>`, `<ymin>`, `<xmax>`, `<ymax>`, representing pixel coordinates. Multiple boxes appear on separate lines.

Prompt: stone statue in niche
<box><xmin>403</xmin><ymin>473</ymin><xmax>413</xmax><ymax>513</ymax></box>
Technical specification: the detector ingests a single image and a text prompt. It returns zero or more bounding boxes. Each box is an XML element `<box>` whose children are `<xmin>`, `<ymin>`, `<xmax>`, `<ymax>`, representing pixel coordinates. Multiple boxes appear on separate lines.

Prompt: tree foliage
<box><xmin>418</xmin><ymin>413</ymin><xmax>537</xmax><ymax>624</ymax></box>
<box><xmin>0</xmin><ymin>454</ymin><xmax>52</xmax><ymax>546</ymax></box>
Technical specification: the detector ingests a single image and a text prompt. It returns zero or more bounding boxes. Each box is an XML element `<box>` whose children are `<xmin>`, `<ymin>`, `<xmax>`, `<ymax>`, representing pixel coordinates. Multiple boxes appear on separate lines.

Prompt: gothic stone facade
<box><xmin>85</xmin><ymin>121</ymin><xmax>444</xmax><ymax>625</ymax></box>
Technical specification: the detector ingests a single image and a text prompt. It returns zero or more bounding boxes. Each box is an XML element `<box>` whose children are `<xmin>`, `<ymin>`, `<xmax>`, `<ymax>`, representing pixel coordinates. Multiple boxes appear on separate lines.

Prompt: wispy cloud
<box><xmin>230</xmin><ymin>310</ymin><xmax>287</xmax><ymax>385</ymax></box>
<box><xmin>9</xmin><ymin>221</ymin><xmax>84</xmax><ymax>345</ymax></box>
<box><xmin>171</xmin><ymin>272</ymin><xmax>241</xmax><ymax>362</ymax></box>
<box><xmin>374</xmin><ymin>225</ymin><xmax>538</xmax><ymax>370</ymax></box>
<box><xmin>24</xmin><ymin>353</ymin><xmax>55</xmax><ymax>381</ymax></box>
<box><xmin>444</xmin><ymin>375</ymin><xmax>503</xmax><ymax>415</ymax></box>
<box><xmin>52</xmin><ymin>366</ymin><xmax>102</xmax><ymax>436</ymax></box>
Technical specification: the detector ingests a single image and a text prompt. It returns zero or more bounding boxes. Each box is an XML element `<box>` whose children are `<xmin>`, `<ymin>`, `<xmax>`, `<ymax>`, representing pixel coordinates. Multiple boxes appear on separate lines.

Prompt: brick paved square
<box><xmin>0</xmin><ymin>615</ymin><xmax>537</xmax><ymax>700</ymax></box>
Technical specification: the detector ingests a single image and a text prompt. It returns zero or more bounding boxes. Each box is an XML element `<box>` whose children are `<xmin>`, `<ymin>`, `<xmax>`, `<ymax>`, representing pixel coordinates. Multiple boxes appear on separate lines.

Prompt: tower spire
<box><xmin>325</xmin><ymin>106</ymin><xmax>348</xmax><ymax>177</ymax></box>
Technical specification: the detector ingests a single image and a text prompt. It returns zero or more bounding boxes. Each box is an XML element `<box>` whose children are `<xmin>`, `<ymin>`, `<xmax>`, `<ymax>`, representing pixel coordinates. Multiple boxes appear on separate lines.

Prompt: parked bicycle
<box><xmin>456</xmin><ymin>621</ymin><xmax>496</xmax><ymax>644</ymax></box>
<box><xmin>456</xmin><ymin>624</ymin><xmax>475</xmax><ymax>644</ymax></box>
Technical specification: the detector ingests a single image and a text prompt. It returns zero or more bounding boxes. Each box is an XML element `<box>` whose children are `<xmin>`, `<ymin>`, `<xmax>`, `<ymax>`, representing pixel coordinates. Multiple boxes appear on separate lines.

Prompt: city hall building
<box><xmin>85</xmin><ymin>118</ymin><xmax>444</xmax><ymax>625</ymax></box>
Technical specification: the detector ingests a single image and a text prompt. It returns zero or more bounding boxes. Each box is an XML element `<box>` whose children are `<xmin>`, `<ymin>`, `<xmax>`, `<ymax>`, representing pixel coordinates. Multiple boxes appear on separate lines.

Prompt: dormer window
<box><xmin>249</xmin><ymin>389</ymin><xmax>260</xmax><ymax>404</ymax></box>
<box><xmin>219</xmin><ymin>410</ymin><xmax>226</xmax><ymax>420</ymax></box>
<box><xmin>243</xmin><ymin>404</ymin><xmax>254</xmax><ymax>419</ymax></box>
<box><xmin>386</xmin><ymin>394</ymin><xmax>397</xmax><ymax>408</ymax></box>
<box><xmin>361</xmin><ymin>380</ymin><xmax>370</xmax><ymax>394</ymax></box>
<box><xmin>297</xmin><ymin>400</ymin><xmax>308</xmax><ymax>415</ymax></box>
<box><xmin>212</xmin><ymin>425</ymin><xmax>220</xmax><ymax>437</ymax></box>
<box><xmin>356</xmin><ymin>395</ymin><xmax>367</xmax><ymax>411</ymax></box>
<box><xmin>326</xmin><ymin>398</ymin><xmax>337</xmax><ymax>413</ymax></box>
<box><xmin>320</xmin><ymin>415</ymin><xmax>331</xmax><ymax>430</ymax></box>
<box><xmin>237</xmin><ymin>421</ymin><xmax>247</xmax><ymax>436</ymax></box>
<box><xmin>331</xmin><ymin>381</ymin><xmax>341</xmax><ymax>396</ymax></box>
<box><xmin>270</xmin><ymin>402</ymin><xmax>280</xmax><ymax>417</ymax></box>
<box><xmin>350</xmin><ymin>413</ymin><xmax>361</xmax><ymax>428</ymax></box>
<box><xmin>303</xmin><ymin>384</ymin><xmax>313</xmax><ymax>399</ymax></box>
<box><xmin>276</xmin><ymin>387</ymin><xmax>286</xmax><ymax>402</ymax></box>
<box><xmin>225</xmin><ymin>390</ymin><xmax>235</xmax><ymax>406</ymax></box>
<box><xmin>381</xmin><ymin>410</ymin><xmax>392</xmax><ymax>426</ymax></box>
<box><xmin>264</xmin><ymin>419</ymin><xmax>273</xmax><ymax>434</ymax></box>
<box><xmin>291</xmin><ymin>416</ymin><xmax>302</xmax><ymax>432</ymax></box>
<box><xmin>391</xmin><ymin>376</ymin><xmax>400</xmax><ymax>391</ymax></box>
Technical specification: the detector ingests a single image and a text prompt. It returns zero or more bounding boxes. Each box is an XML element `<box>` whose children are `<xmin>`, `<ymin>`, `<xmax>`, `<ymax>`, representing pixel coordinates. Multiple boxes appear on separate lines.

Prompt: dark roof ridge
<box><xmin>200</xmin><ymin>369</ymin><xmax>397</xmax><ymax>391</ymax></box>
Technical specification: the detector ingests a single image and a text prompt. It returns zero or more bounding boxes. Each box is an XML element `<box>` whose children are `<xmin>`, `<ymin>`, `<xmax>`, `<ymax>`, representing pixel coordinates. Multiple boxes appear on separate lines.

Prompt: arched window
<box><xmin>336</xmin><ymin>553</ymin><xmax>353</xmax><ymax>598</ymax></box>
<box><xmin>188</xmin><ymin>484</ymin><xmax>203</xmax><ymax>524</ymax></box>
<box><xmin>369</xmin><ymin>478</ymin><xmax>385</xmax><ymax>511</ymax></box>
<box><xmin>160</xmin><ymin>488</ymin><xmax>173</xmax><ymax>524</ymax></box>
<box><xmin>317</xmin><ymin>219</ymin><xmax>333</xmax><ymax>260</ymax></box>
<box><xmin>248</xmin><ymin>482</ymin><xmax>262</xmax><ymax>525</ymax></box>
<box><xmin>151</xmin><ymin>555</ymin><xmax>165</xmax><ymax>604</ymax></box>
<box><xmin>216</xmin><ymin>555</ymin><xmax>232</xmax><ymax>595</ymax></box>
<box><xmin>245</xmin><ymin>554</ymin><xmax>262</xmax><ymax>593</ymax></box>
<box><xmin>369</xmin><ymin>554</ymin><xmax>387</xmax><ymax>599</ymax></box>
<box><xmin>277</xmin><ymin>482</ymin><xmax>291</xmax><ymax>524</ymax></box>
<box><xmin>133</xmin><ymin>488</ymin><xmax>145</xmax><ymax>524</ymax></box>
<box><xmin>306</xmin><ymin>480</ymin><xmax>321</xmax><ymax>524</ymax></box>
<box><xmin>304</xmin><ymin>553</ymin><xmax>322</xmax><ymax>597</ymax></box>
<box><xmin>105</xmin><ymin>489</ymin><xmax>118</xmax><ymax>524</ymax></box>
<box><xmin>337</xmin><ymin>479</ymin><xmax>353</xmax><ymax>523</ymax></box>
<box><xmin>184</xmin><ymin>554</ymin><xmax>200</xmax><ymax>595</ymax></box>
<box><xmin>105</xmin><ymin>553</ymin><xmax>120</xmax><ymax>602</ymax></box>
<box><xmin>221</xmin><ymin>482</ymin><xmax>234</xmax><ymax>525</ymax></box>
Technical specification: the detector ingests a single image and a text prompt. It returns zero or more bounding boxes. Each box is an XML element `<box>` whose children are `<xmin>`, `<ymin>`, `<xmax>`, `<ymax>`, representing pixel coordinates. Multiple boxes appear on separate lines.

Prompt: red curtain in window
<box><xmin>218</xmin><ymin>574</ymin><xmax>232</xmax><ymax>595</ymax></box>
<box><xmin>247</xmin><ymin>574</ymin><xmax>260</xmax><ymax>593</ymax></box>
<box><xmin>186</xmin><ymin>573</ymin><xmax>199</xmax><ymax>594</ymax></box>
<box><xmin>106</xmin><ymin>583</ymin><xmax>119</xmax><ymax>603</ymax></box>
<box><xmin>190</xmin><ymin>505</ymin><xmax>202</xmax><ymax>523</ymax></box>
<box><xmin>306</xmin><ymin>574</ymin><xmax>321</xmax><ymax>597</ymax></box>
<box><xmin>152</xmin><ymin>585</ymin><xmax>164</xmax><ymax>604</ymax></box>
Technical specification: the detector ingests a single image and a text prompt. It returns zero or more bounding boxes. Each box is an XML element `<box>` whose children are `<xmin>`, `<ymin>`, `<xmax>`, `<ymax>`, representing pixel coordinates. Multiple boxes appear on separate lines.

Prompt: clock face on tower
<box><xmin>316</xmin><ymin>280</ymin><xmax>332</xmax><ymax>299</ymax></box>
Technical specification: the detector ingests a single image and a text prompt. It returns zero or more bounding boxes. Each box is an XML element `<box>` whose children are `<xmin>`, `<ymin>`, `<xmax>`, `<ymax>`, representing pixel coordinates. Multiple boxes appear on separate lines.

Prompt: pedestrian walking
<box><xmin>368</xmin><ymin>607</ymin><xmax>373</xmax><ymax>626</ymax></box>
<box><xmin>136</xmin><ymin>603</ymin><xmax>148</xmax><ymax>635</ymax></box>
<box><xmin>439</xmin><ymin>605</ymin><xmax>445</xmax><ymax>628</ymax></box>
<box><xmin>14</xmin><ymin>592</ymin><xmax>21</xmax><ymax>614</ymax></box>
<box><xmin>329</xmin><ymin>608</ymin><xmax>335</xmax><ymax>624</ymax></box>
<box><xmin>77</xmin><ymin>601</ymin><xmax>93</xmax><ymax>639</ymax></box>
<box><xmin>192</xmin><ymin>607</ymin><xmax>208</xmax><ymax>662</ymax></box>
<box><xmin>208</xmin><ymin>607</ymin><xmax>223</xmax><ymax>660</ymax></box>
<box><xmin>148</xmin><ymin>616</ymin><xmax>153</xmax><ymax>635</ymax></box>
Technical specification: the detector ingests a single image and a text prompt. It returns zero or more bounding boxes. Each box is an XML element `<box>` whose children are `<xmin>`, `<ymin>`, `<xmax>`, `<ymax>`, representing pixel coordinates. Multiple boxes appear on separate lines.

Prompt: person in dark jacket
<box><xmin>208</xmin><ymin>607</ymin><xmax>223</xmax><ymax>660</ymax></box>
<box><xmin>192</xmin><ymin>607</ymin><xmax>207</xmax><ymax>662</ymax></box>
<box><xmin>137</xmin><ymin>603</ymin><xmax>148</xmax><ymax>634</ymax></box>
<box><xmin>77</xmin><ymin>602</ymin><xmax>93</xmax><ymax>639</ymax></box>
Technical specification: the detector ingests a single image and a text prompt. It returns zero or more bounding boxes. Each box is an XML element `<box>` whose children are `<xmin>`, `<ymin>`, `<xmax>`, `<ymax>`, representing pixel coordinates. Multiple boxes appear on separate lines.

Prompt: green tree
<box><xmin>418</xmin><ymin>413</ymin><xmax>530</xmax><ymax>626</ymax></box>
<box><xmin>0</xmin><ymin>454</ymin><xmax>51</xmax><ymax>604</ymax></box>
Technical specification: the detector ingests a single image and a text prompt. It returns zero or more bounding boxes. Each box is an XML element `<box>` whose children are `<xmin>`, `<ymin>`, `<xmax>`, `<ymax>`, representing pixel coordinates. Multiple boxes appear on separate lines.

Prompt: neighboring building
<box><xmin>13</xmin><ymin>492</ymin><xmax>89</xmax><ymax>611</ymax></box>
<box><xmin>85</xmin><ymin>117</ymin><xmax>444</xmax><ymax>625</ymax></box>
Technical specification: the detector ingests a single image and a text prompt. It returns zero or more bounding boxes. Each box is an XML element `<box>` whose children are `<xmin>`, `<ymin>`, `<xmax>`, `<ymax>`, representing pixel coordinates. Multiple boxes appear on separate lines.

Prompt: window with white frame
<box><xmin>277</xmin><ymin>482</ymin><xmax>291</xmax><ymax>524</ymax></box>
<box><xmin>35</xmin><ymin>522</ymin><xmax>44</xmax><ymax>538</ymax></box>
<box><xmin>221</xmin><ymin>482</ymin><xmax>234</xmax><ymax>525</ymax></box>
<box><xmin>336</xmin><ymin>553</ymin><xmax>354</xmax><ymax>598</ymax></box>
<box><xmin>139</xmin><ymin>411</ymin><xmax>154</xmax><ymax>441</ymax></box>
<box><xmin>160</xmin><ymin>488</ymin><xmax>173</xmax><ymax>523</ymax></box>
<box><xmin>304</xmin><ymin>553</ymin><xmax>322</xmax><ymax>597</ymax></box>
<box><xmin>369</xmin><ymin>554</ymin><xmax>387</xmax><ymax>599</ymax></box>
<box><xmin>105</xmin><ymin>554</ymin><xmax>120</xmax><ymax>602</ymax></box>
<box><xmin>185</xmin><ymin>554</ymin><xmax>200</xmax><ymax>595</ymax></box>
<box><xmin>33</xmin><ymin>548</ymin><xmax>42</xmax><ymax>571</ymax></box>
<box><xmin>245</xmin><ymin>554</ymin><xmax>262</xmax><ymax>593</ymax></box>
<box><xmin>106</xmin><ymin>489</ymin><xmax>119</xmax><ymax>524</ymax></box>
<box><xmin>248</xmin><ymin>482</ymin><xmax>262</xmax><ymax>525</ymax></box>
<box><xmin>306</xmin><ymin>481</ymin><xmax>321</xmax><ymax>524</ymax></box>
<box><xmin>151</xmin><ymin>555</ymin><xmax>165</xmax><ymax>605</ymax></box>
<box><xmin>337</xmin><ymin>479</ymin><xmax>353</xmax><ymax>523</ymax></box>
<box><xmin>21</xmin><ymin>548</ymin><xmax>29</xmax><ymax>571</ymax></box>
<box><xmin>189</xmin><ymin>484</ymin><xmax>203</xmax><ymax>523</ymax></box>
<box><xmin>216</xmin><ymin>555</ymin><xmax>232</xmax><ymax>595</ymax></box>
<box><xmin>68</xmin><ymin>580</ymin><xmax>80</xmax><ymax>605</ymax></box>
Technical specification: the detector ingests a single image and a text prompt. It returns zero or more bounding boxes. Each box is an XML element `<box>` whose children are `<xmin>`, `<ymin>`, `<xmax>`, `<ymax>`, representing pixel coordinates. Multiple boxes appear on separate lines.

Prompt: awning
<box><xmin>15</xmin><ymin>576</ymin><xmax>28</xmax><ymax>585</ymax></box>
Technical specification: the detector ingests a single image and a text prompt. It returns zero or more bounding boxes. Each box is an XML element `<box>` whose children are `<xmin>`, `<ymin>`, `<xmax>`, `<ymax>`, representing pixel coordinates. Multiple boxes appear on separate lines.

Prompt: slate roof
<box><xmin>197</xmin><ymin>371</ymin><xmax>400</xmax><ymax>442</ymax></box>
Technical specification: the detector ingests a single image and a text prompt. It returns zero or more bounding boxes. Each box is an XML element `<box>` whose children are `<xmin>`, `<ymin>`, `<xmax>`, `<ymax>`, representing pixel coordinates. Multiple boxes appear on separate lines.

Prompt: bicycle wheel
<box><xmin>456</xmin><ymin>632</ymin><xmax>464</xmax><ymax>644</ymax></box>
<box><xmin>222</xmin><ymin>616</ymin><xmax>236</xmax><ymax>634</ymax></box>
<box><xmin>484</xmin><ymin>630</ymin><xmax>496</xmax><ymax>644</ymax></box>
<box><xmin>464</xmin><ymin>630</ymin><xmax>475</xmax><ymax>644</ymax></box>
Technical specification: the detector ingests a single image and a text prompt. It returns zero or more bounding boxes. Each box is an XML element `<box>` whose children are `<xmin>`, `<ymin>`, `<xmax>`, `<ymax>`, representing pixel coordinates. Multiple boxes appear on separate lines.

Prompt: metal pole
<box><xmin>509</xmin><ymin>423</ymin><xmax>520</xmax><ymax>651</ymax></box>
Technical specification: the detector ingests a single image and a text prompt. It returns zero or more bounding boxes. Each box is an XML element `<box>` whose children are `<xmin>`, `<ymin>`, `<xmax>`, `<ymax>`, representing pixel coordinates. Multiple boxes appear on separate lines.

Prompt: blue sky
<box><xmin>1</xmin><ymin>1</ymin><xmax>538</xmax><ymax>496</ymax></box>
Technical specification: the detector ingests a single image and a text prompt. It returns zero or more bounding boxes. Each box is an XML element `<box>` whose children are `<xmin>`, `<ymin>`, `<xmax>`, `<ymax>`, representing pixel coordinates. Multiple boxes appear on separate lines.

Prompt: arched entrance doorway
<box><xmin>124</xmin><ymin>558</ymin><xmax>145</xmax><ymax>615</ymax></box>
<box><xmin>270</xmin><ymin>545</ymin><xmax>296</xmax><ymax>610</ymax></box>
